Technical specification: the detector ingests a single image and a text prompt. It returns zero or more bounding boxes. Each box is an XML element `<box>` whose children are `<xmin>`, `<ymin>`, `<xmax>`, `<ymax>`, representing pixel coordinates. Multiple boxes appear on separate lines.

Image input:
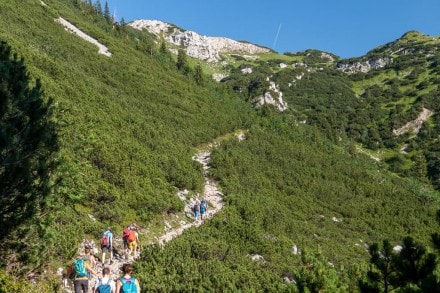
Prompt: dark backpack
<box><xmin>96</xmin><ymin>278</ymin><xmax>111</xmax><ymax>293</ymax></box>
<box><xmin>100</xmin><ymin>232</ymin><xmax>109</xmax><ymax>246</ymax></box>
<box><xmin>120</xmin><ymin>277</ymin><xmax>137</xmax><ymax>293</ymax></box>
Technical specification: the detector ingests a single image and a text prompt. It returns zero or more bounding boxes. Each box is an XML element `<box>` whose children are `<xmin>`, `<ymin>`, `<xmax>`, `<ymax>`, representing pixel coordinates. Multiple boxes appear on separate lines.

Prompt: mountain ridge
<box><xmin>129</xmin><ymin>19</ymin><xmax>271</xmax><ymax>62</ymax></box>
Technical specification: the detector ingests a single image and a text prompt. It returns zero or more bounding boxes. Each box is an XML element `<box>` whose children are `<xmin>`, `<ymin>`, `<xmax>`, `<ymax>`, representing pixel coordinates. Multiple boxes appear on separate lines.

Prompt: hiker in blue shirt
<box><xmin>200</xmin><ymin>199</ymin><xmax>208</xmax><ymax>220</ymax></box>
<box><xmin>115</xmin><ymin>263</ymin><xmax>140</xmax><ymax>293</ymax></box>
<box><xmin>100</xmin><ymin>227</ymin><xmax>113</xmax><ymax>265</ymax></box>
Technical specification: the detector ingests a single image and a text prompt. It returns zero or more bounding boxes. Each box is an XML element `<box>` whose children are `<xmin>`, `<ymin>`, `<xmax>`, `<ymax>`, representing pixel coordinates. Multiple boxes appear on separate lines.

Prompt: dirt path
<box><xmin>393</xmin><ymin>107</ymin><xmax>433</xmax><ymax>136</ymax></box>
<box><xmin>156</xmin><ymin>147</ymin><xmax>225</xmax><ymax>245</ymax></box>
<box><xmin>63</xmin><ymin>132</ymin><xmax>245</xmax><ymax>292</ymax></box>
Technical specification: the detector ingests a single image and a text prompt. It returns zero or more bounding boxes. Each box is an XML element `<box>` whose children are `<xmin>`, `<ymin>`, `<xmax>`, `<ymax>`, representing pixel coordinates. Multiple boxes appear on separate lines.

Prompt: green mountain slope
<box><xmin>220</xmin><ymin>31</ymin><xmax>440</xmax><ymax>191</ymax></box>
<box><xmin>0</xmin><ymin>0</ymin><xmax>439</xmax><ymax>291</ymax></box>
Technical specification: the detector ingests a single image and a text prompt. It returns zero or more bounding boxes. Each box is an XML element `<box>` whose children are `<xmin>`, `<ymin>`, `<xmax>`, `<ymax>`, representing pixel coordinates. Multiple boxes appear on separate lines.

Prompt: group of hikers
<box><xmin>193</xmin><ymin>198</ymin><xmax>208</xmax><ymax>221</ymax></box>
<box><xmin>66</xmin><ymin>226</ymin><xmax>141</xmax><ymax>293</ymax></box>
<box><xmin>67</xmin><ymin>198</ymin><xmax>209</xmax><ymax>292</ymax></box>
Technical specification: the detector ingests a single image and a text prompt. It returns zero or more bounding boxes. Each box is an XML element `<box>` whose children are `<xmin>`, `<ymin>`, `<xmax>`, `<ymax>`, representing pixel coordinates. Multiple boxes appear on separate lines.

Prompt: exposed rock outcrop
<box><xmin>393</xmin><ymin>108</ymin><xmax>433</xmax><ymax>136</ymax></box>
<box><xmin>129</xmin><ymin>19</ymin><xmax>270</xmax><ymax>62</ymax></box>
<box><xmin>55</xmin><ymin>17</ymin><xmax>112</xmax><ymax>57</ymax></box>
<box><xmin>253</xmin><ymin>80</ymin><xmax>288</xmax><ymax>112</ymax></box>
<box><xmin>337</xmin><ymin>57</ymin><xmax>391</xmax><ymax>73</ymax></box>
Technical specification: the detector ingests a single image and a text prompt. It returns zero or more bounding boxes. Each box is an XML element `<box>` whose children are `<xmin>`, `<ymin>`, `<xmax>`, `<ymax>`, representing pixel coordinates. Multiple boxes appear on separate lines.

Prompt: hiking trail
<box><xmin>62</xmin><ymin>131</ymin><xmax>245</xmax><ymax>292</ymax></box>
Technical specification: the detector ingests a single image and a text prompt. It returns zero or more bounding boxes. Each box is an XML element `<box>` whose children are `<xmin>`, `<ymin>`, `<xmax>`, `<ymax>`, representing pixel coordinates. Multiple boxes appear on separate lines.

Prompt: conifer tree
<box><xmin>176</xmin><ymin>39</ymin><xmax>187</xmax><ymax>71</ymax></box>
<box><xmin>359</xmin><ymin>237</ymin><xmax>438</xmax><ymax>292</ymax></box>
<box><xmin>104</xmin><ymin>0</ymin><xmax>111</xmax><ymax>23</ymax></box>
<box><xmin>159</xmin><ymin>37</ymin><xmax>168</xmax><ymax>55</ymax></box>
<box><xmin>194</xmin><ymin>64</ymin><xmax>204</xmax><ymax>85</ymax></box>
<box><xmin>94</xmin><ymin>0</ymin><xmax>103</xmax><ymax>16</ymax></box>
<box><xmin>0</xmin><ymin>41</ymin><xmax>58</xmax><ymax>239</ymax></box>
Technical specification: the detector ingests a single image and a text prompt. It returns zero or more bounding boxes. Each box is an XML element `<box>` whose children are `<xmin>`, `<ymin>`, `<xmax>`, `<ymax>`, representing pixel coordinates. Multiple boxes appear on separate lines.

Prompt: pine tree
<box><xmin>104</xmin><ymin>0</ymin><xmax>111</xmax><ymax>23</ymax></box>
<box><xmin>359</xmin><ymin>240</ymin><xmax>396</xmax><ymax>293</ymax></box>
<box><xmin>159</xmin><ymin>37</ymin><xmax>168</xmax><ymax>55</ymax></box>
<box><xmin>176</xmin><ymin>39</ymin><xmax>187</xmax><ymax>71</ymax></box>
<box><xmin>94</xmin><ymin>0</ymin><xmax>103</xmax><ymax>16</ymax></box>
<box><xmin>194</xmin><ymin>64</ymin><xmax>204</xmax><ymax>86</ymax></box>
<box><xmin>359</xmin><ymin>237</ymin><xmax>439</xmax><ymax>292</ymax></box>
<box><xmin>0</xmin><ymin>41</ymin><xmax>58</xmax><ymax>239</ymax></box>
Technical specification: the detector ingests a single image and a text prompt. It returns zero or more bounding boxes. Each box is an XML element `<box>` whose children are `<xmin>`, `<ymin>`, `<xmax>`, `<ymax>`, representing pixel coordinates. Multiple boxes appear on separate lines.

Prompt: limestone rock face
<box><xmin>254</xmin><ymin>81</ymin><xmax>288</xmax><ymax>112</ymax></box>
<box><xmin>337</xmin><ymin>57</ymin><xmax>392</xmax><ymax>73</ymax></box>
<box><xmin>129</xmin><ymin>19</ymin><xmax>270</xmax><ymax>62</ymax></box>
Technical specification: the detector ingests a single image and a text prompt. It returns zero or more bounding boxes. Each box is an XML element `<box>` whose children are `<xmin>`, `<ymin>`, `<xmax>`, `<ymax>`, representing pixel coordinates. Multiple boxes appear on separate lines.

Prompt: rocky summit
<box><xmin>129</xmin><ymin>19</ymin><xmax>270</xmax><ymax>62</ymax></box>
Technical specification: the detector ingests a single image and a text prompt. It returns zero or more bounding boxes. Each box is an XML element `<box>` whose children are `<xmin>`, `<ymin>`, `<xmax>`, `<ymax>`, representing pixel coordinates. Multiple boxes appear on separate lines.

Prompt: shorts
<box><xmin>101</xmin><ymin>246</ymin><xmax>111</xmax><ymax>253</ymax></box>
<box><xmin>200</xmin><ymin>209</ymin><xmax>206</xmax><ymax>215</ymax></box>
<box><xmin>128</xmin><ymin>241</ymin><xmax>137</xmax><ymax>250</ymax></box>
<box><xmin>123</xmin><ymin>239</ymin><xmax>128</xmax><ymax>250</ymax></box>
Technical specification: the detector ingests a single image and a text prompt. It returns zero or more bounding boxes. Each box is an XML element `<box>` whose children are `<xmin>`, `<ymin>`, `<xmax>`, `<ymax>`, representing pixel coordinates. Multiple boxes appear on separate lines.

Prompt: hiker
<box><xmin>84</xmin><ymin>246</ymin><xmax>97</xmax><ymax>276</ymax></box>
<box><xmin>93</xmin><ymin>267</ymin><xmax>116</xmax><ymax>293</ymax></box>
<box><xmin>122</xmin><ymin>226</ymin><xmax>131</xmax><ymax>254</ymax></box>
<box><xmin>127</xmin><ymin>227</ymin><xmax>139</xmax><ymax>259</ymax></box>
<box><xmin>193</xmin><ymin>202</ymin><xmax>200</xmax><ymax>221</ymax></box>
<box><xmin>200</xmin><ymin>199</ymin><xmax>208</xmax><ymax>220</ymax></box>
<box><xmin>115</xmin><ymin>263</ymin><xmax>140</xmax><ymax>293</ymax></box>
<box><xmin>100</xmin><ymin>227</ymin><xmax>113</xmax><ymax>265</ymax></box>
<box><xmin>67</xmin><ymin>254</ymin><xmax>98</xmax><ymax>293</ymax></box>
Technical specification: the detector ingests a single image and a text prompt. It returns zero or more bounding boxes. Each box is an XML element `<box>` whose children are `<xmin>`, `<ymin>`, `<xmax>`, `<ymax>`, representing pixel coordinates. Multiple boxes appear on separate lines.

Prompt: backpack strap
<box><xmin>119</xmin><ymin>276</ymin><xmax>135</xmax><ymax>284</ymax></box>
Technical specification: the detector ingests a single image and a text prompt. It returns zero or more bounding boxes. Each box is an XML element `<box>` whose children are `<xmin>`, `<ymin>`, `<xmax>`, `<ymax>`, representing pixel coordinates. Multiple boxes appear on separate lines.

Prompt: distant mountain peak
<box><xmin>129</xmin><ymin>19</ymin><xmax>270</xmax><ymax>62</ymax></box>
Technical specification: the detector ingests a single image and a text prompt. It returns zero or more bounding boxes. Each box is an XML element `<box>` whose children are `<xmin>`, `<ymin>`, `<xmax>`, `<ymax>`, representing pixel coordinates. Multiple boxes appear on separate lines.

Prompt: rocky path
<box><xmin>156</xmin><ymin>147</ymin><xmax>225</xmax><ymax>245</ymax></box>
<box><xmin>63</xmin><ymin>132</ymin><xmax>245</xmax><ymax>292</ymax></box>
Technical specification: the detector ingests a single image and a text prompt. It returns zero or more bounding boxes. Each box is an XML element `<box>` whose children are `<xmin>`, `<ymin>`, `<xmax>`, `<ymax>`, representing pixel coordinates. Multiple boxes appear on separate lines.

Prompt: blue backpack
<box><xmin>72</xmin><ymin>258</ymin><xmax>87</xmax><ymax>278</ymax></box>
<box><xmin>96</xmin><ymin>278</ymin><xmax>111</xmax><ymax>293</ymax></box>
<box><xmin>120</xmin><ymin>277</ymin><xmax>137</xmax><ymax>293</ymax></box>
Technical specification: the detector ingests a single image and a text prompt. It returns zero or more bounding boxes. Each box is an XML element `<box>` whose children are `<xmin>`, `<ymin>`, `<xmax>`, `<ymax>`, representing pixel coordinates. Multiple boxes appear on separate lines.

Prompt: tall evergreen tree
<box><xmin>94</xmin><ymin>0</ymin><xmax>103</xmax><ymax>16</ymax></box>
<box><xmin>104</xmin><ymin>0</ymin><xmax>111</xmax><ymax>23</ymax></box>
<box><xmin>176</xmin><ymin>39</ymin><xmax>187</xmax><ymax>71</ymax></box>
<box><xmin>194</xmin><ymin>64</ymin><xmax>204</xmax><ymax>86</ymax></box>
<box><xmin>359</xmin><ymin>237</ymin><xmax>438</xmax><ymax>292</ymax></box>
<box><xmin>159</xmin><ymin>37</ymin><xmax>168</xmax><ymax>55</ymax></box>
<box><xmin>0</xmin><ymin>41</ymin><xmax>58</xmax><ymax>239</ymax></box>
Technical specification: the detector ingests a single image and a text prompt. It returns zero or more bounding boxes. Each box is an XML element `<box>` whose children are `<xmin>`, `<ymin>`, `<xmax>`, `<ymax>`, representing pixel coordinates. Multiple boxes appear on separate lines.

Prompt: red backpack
<box><xmin>100</xmin><ymin>232</ymin><xmax>109</xmax><ymax>246</ymax></box>
<box><xmin>123</xmin><ymin>228</ymin><xmax>130</xmax><ymax>239</ymax></box>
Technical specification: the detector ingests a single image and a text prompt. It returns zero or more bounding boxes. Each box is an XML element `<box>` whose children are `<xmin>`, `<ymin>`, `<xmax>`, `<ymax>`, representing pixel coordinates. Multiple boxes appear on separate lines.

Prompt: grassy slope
<box><xmin>0</xmin><ymin>0</ymin><xmax>255</xmax><ymax>268</ymax></box>
<box><xmin>0</xmin><ymin>0</ymin><xmax>438</xmax><ymax>291</ymax></box>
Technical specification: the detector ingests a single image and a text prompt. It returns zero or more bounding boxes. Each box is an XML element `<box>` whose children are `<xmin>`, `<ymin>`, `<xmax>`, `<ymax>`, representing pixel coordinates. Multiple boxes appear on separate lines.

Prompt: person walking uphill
<box><xmin>127</xmin><ymin>228</ymin><xmax>139</xmax><ymax>259</ymax></box>
<box><xmin>100</xmin><ymin>227</ymin><xmax>113</xmax><ymax>265</ymax></box>
<box><xmin>67</xmin><ymin>253</ymin><xmax>99</xmax><ymax>293</ymax></box>
<box><xmin>200</xmin><ymin>198</ymin><xmax>208</xmax><ymax>220</ymax></box>
<box><xmin>123</xmin><ymin>226</ymin><xmax>131</xmax><ymax>254</ymax></box>
<box><xmin>193</xmin><ymin>202</ymin><xmax>200</xmax><ymax>221</ymax></box>
<box><xmin>94</xmin><ymin>267</ymin><xmax>116</xmax><ymax>293</ymax></box>
<box><xmin>115</xmin><ymin>263</ymin><xmax>140</xmax><ymax>293</ymax></box>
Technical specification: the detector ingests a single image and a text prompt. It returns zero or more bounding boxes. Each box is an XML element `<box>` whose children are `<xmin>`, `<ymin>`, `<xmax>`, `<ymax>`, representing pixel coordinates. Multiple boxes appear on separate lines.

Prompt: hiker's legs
<box><xmin>109</xmin><ymin>246</ymin><xmax>113</xmax><ymax>264</ymax></box>
<box><xmin>133</xmin><ymin>242</ymin><xmax>138</xmax><ymax>258</ymax></box>
<box><xmin>128</xmin><ymin>242</ymin><xmax>133</xmax><ymax>256</ymax></box>
<box><xmin>73</xmin><ymin>279</ymin><xmax>88</xmax><ymax>293</ymax></box>
<box><xmin>123</xmin><ymin>239</ymin><xmax>128</xmax><ymax>254</ymax></box>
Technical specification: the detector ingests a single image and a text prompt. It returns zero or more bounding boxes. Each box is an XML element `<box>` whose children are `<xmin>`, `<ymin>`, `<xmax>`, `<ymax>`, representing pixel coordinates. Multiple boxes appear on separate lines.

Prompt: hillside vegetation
<box><xmin>0</xmin><ymin>0</ymin><xmax>439</xmax><ymax>292</ymax></box>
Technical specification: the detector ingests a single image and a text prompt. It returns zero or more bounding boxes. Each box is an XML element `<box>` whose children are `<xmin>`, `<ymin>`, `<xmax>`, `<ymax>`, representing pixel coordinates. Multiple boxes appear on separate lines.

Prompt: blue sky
<box><xmin>104</xmin><ymin>0</ymin><xmax>440</xmax><ymax>58</ymax></box>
